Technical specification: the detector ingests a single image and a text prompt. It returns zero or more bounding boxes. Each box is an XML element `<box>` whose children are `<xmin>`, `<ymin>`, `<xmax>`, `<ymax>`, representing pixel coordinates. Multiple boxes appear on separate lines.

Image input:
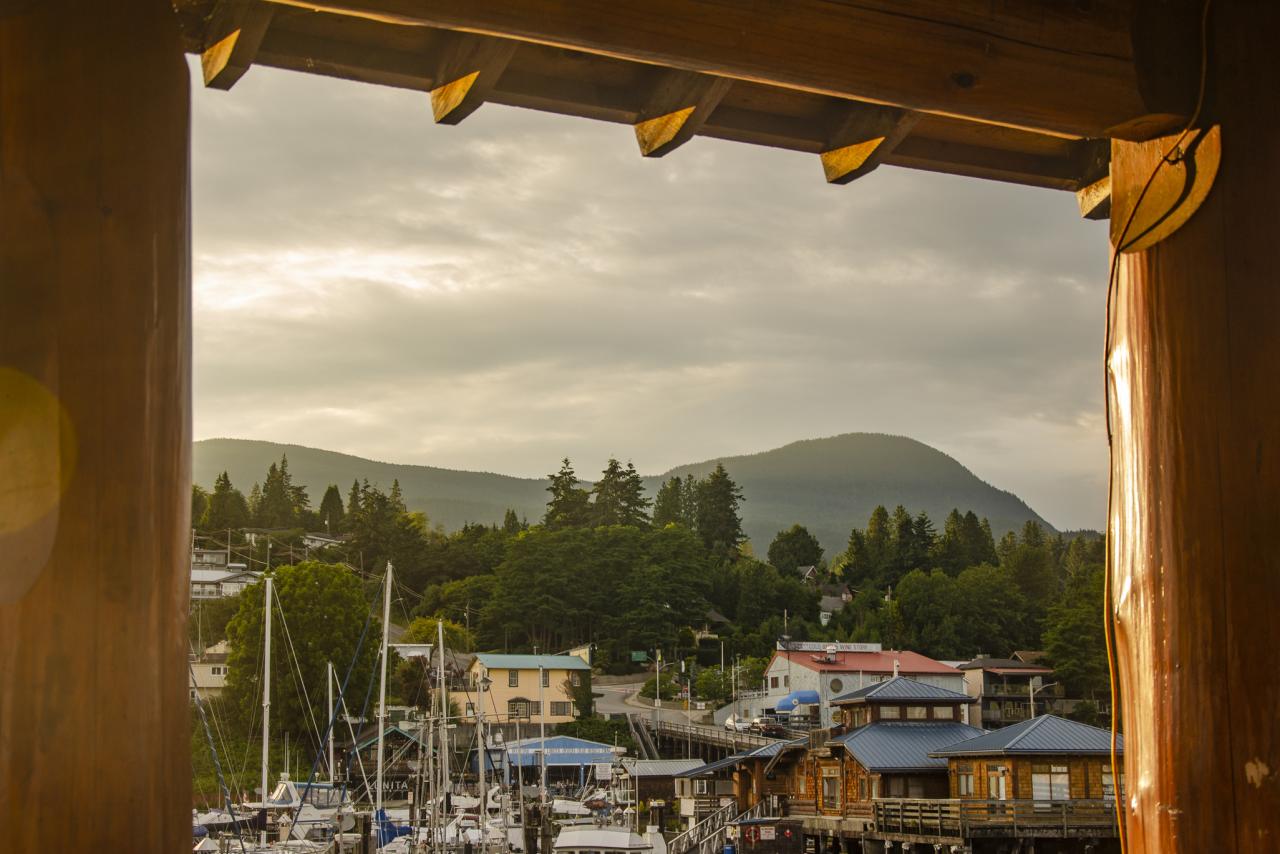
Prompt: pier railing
<box><xmin>872</xmin><ymin>798</ymin><xmax>1119</xmax><ymax>838</ymax></box>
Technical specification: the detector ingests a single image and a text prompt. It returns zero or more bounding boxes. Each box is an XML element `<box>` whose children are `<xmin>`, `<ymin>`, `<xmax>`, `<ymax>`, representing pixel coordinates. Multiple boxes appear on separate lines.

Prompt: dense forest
<box><xmin>191</xmin><ymin>452</ymin><xmax>1109</xmax><ymax>749</ymax></box>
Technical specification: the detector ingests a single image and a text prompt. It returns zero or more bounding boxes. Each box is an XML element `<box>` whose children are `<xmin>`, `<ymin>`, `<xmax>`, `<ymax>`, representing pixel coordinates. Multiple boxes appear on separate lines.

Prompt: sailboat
<box><xmin>233</xmin><ymin>573</ymin><xmax>353</xmax><ymax>852</ymax></box>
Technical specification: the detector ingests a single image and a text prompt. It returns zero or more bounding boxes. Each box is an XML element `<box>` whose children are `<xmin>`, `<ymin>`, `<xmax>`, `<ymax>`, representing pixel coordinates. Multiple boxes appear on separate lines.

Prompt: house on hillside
<box><xmin>466</xmin><ymin>653</ymin><xmax>590</xmax><ymax>725</ymax></box>
<box><xmin>958</xmin><ymin>655</ymin><xmax>1061</xmax><ymax>728</ymax></box>
<box><xmin>755</xmin><ymin>641</ymin><xmax>964</xmax><ymax>728</ymax></box>
<box><xmin>188</xmin><ymin>640</ymin><xmax>230</xmax><ymax>700</ymax></box>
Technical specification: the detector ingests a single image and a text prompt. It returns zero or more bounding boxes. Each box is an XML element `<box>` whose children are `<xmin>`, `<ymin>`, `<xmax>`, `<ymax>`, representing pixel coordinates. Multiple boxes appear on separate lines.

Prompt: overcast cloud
<box><xmin>191</xmin><ymin>61</ymin><xmax>1109</xmax><ymax>530</ymax></box>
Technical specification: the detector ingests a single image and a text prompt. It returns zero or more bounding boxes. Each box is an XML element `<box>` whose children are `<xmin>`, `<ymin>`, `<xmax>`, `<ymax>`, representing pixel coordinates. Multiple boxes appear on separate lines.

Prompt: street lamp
<box><xmin>1029</xmin><ymin>678</ymin><xmax>1060</xmax><ymax>719</ymax></box>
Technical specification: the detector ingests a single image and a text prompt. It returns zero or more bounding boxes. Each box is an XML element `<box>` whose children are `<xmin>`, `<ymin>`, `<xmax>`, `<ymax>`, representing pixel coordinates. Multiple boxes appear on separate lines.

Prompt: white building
<box><xmin>747</xmin><ymin>641</ymin><xmax>966</xmax><ymax>728</ymax></box>
<box><xmin>189</xmin><ymin>566</ymin><xmax>259</xmax><ymax>599</ymax></box>
<box><xmin>189</xmin><ymin>640</ymin><xmax>230</xmax><ymax>700</ymax></box>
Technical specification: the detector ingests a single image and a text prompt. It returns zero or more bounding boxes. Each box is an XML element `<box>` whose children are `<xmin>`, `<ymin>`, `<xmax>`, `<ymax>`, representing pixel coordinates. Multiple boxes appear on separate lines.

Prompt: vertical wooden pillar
<box><xmin>1109</xmin><ymin>3</ymin><xmax>1279</xmax><ymax>851</ymax></box>
<box><xmin>0</xmin><ymin>2</ymin><xmax>191</xmax><ymax>852</ymax></box>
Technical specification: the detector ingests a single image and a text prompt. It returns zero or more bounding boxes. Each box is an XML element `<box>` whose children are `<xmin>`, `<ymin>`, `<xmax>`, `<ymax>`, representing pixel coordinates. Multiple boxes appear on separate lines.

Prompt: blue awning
<box><xmin>774</xmin><ymin>690</ymin><xmax>819</xmax><ymax>712</ymax></box>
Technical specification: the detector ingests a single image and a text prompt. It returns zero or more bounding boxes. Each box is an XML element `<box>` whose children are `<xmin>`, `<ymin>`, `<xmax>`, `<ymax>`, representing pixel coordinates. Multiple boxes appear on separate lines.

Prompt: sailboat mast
<box><xmin>437</xmin><ymin>618</ymin><xmax>449</xmax><ymax>813</ymax></box>
<box><xmin>260</xmin><ymin>573</ymin><xmax>273</xmax><ymax>847</ymax></box>
<box><xmin>327</xmin><ymin>660</ymin><xmax>336</xmax><ymax>784</ymax></box>
<box><xmin>477</xmin><ymin>668</ymin><xmax>488</xmax><ymax>854</ymax></box>
<box><xmin>375</xmin><ymin>563</ymin><xmax>393</xmax><ymax>824</ymax></box>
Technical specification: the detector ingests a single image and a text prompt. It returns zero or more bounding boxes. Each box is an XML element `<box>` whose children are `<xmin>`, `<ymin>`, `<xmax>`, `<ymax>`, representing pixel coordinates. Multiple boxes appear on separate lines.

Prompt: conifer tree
<box><xmin>502</xmin><ymin>508</ymin><xmax>523</xmax><ymax>535</ymax></box>
<box><xmin>652</xmin><ymin>477</ymin><xmax>684</xmax><ymax>527</ymax></box>
<box><xmin>693</xmin><ymin>463</ymin><xmax>745</xmax><ymax>556</ymax></box>
<box><xmin>192</xmin><ymin>485</ymin><xmax>210</xmax><ymax>530</ymax></box>
<box><xmin>591</xmin><ymin>458</ymin><xmax>629</xmax><ymax>526</ymax></box>
<box><xmin>544</xmin><ymin>458</ymin><xmax>591</xmax><ymax>529</ymax></box>
<box><xmin>618</xmin><ymin>462</ymin><xmax>651</xmax><ymax>527</ymax></box>
<box><xmin>206</xmin><ymin>470</ymin><xmax>251</xmax><ymax>531</ymax></box>
<box><xmin>318</xmin><ymin>484</ymin><xmax>345</xmax><ymax>532</ymax></box>
<box><xmin>247</xmin><ymin>482</ymin><xmax>263</xmax><ymax>526</ymax></box>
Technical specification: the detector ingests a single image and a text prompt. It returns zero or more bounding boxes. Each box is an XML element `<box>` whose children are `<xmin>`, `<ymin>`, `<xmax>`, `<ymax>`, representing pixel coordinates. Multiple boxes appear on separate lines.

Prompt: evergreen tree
<box><xmin>909</xmin><ymin>511</ymin><xmax>937</xmax><ymax>570</ymax></box>
<box><xmin>1043</xmin><ymin>563</ymin><xmax>1109</xmax><ymax>698</ymax></box>
<box><xmin>767</xmin><ymin>524</ymin><xmax>824</xmax><ymax>576</ymax></box>
<box><xmin>864</xmin><ymin>505</ymin><xmax>891</xmax><ymax>580</ymax></box>
<box><xmin>247</xmin><ymin>482</ymin><xmax>263</xmax><ymax>525</ymax></box>
<box><xmin>932</xmin><ymin>509</ymin><xmax>969</xmax><ymax>575</ymax></box>
<box><xmin>318</xmin><ymin>484</ymin><xmax>345</xmax><ymax>532</ymax></box>
<box><xmin>389</xmin><ymin>478</ymin><xmax>406</xmax><ymax>513</ymax></box>
<box><xmin>192</xmin><ymin>485</ymin><xmax>210</xmax><ymax>530</ymax></box>
<box><xmin>680</xmin><ymin>474</ymin><xmax>699</xmax><ymax>528</ymax></box>
<box><xmin>591</xmin><ymin>458</ymin><xmax>629</xmax><ymax>526</ymax></box>
<box><xmin>345</xmin><ymin>479</ymin><xmax>362</xmax><ymax>530</ymax></box>
<box><xmin>544</xmin><ymin>458</ymin><xmax>591</xmax><ymax>529</ymax></box>
<box><xmin>502</xmin><ymin>508</ymin><xmax>523</xmax><ymax>535</ymax></box>
<box><xmin>206</xmin><ymin>470</ymin><xmax>251</xmax><ymax>531</ymax></box>
<box><xmin>258</xmin><ymin>459</ymin><xmax>296</xmax><ymax>528</ymax></box>
<box><xmin>618</xmin><ymin>461</ymin><xmax>651</xmax><ymax>527</ymax></box>
<box><xmin>652</xmin><ymin>477</ymin><xmax>684</xmax><ymax>527</ymax></box>
<box><xmin>887</xmin><ymin>505</ymin><xmax>915</xmax><ymax>580</ymax></box>
<box><xmin>693</xmin><ymin>464</ymin><xmax>744</xmax><ymax>556</ymax></box>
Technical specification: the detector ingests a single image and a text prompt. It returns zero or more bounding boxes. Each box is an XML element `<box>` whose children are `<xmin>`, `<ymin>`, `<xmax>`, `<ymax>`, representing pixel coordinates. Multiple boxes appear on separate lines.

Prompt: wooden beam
<box><xmin>0</xmin><ymin>2</ymin><xmax>191</xmax><ymax>853</ymax></box>
<box><xmin>1109</xmin><ymin>3</ymin><xmax>1280</xmax><ymax>852</ymax></box>
<box><xmin>820</xmin><ymin>102</ymin><xmax>918</xmax><ymax>184</ymax></box>
<box><xmin>1076</xmin><ymin>175</ymin><xmax>1112</xmax><ymax>220</ymax></box>
<box><xmin>202</xmin><ymin>0</ymin><xmax>274</xmax><ymax>90</ymax></box>
<box><xmin>264</xmin><ymin>0</ymin><xmax>1200</xmax><ymax>140</ymax></box>
<box><xmin>428</xmin><ymin>30</ymin><xmax>518</xmax><ymax>125</ymax></box>
<box><xmin>633</xmin><ymin>69</ymin><xmax>731</xmax><ymax>157</ymax></box>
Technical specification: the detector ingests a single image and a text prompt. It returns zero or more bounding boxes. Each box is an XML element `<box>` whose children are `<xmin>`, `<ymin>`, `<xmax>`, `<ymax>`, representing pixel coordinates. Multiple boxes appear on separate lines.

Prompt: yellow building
<box><xmin>466</xmin><ymin>653</ymin><xmax>590</xmax><ymax>725</ymax></box>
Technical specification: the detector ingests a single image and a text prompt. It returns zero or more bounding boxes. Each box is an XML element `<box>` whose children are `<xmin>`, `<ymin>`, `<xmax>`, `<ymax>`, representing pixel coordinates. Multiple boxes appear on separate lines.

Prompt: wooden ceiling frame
<box><xmin>174</xmin><ymin>0</ymin><xmax>1205</xmax><ymax>204</ymax></box>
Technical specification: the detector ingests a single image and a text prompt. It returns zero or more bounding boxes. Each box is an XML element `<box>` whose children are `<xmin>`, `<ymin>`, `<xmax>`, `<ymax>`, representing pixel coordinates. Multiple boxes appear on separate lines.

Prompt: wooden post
<box><xmin>0</xmin><ymin>2</ymin><xmax>191</xmax><ymax>852</ymax></box>
<box><xmin>1108</xmin><ymin>3</ymin><xmax>1279</xmax><ymax>851</ymax></box>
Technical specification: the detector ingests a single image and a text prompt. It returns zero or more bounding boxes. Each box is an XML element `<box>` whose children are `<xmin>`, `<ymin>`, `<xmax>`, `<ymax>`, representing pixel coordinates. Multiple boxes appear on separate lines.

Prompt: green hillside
<box><xmin>193</xmin><ymin>434</ymin><xmax>1052</xmax><ymax>554</ymax></box>
<box><xmin>644</xmin><ymin>434</ymin><xmax>1053</xmax><ymax>553</ymax></box>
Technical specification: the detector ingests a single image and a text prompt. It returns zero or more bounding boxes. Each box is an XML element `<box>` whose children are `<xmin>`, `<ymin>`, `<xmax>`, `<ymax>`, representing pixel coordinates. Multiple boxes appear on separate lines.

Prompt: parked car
<box><xmin>749</xmin><ymin>718</ymin><xmax>787</xmax><ymax>737</ymax></box>
<box><xmin>723</xmin><ymin>715</ymin><xmax>752</xmax><ymax>732</ymax></box>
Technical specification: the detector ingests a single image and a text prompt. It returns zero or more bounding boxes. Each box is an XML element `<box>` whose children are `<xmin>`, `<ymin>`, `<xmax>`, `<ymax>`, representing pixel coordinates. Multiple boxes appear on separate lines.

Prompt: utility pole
<box><xmin>652</xmin><ymin>648</ymin><xmax>663</xmax><ymax>731</ymax></box>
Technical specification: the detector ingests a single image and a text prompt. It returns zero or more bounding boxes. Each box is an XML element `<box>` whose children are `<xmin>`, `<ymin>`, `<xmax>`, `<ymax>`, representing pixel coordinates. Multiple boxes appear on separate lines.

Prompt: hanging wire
<box><xmin>191</xmin><ymin>660</ymin><xmax>250</xmax><ymax>854</ymax></box>
<box><xmin>1102</xmin><ymin>3</ymin><xmax>1214</xmax><ymax>851</ymax></box>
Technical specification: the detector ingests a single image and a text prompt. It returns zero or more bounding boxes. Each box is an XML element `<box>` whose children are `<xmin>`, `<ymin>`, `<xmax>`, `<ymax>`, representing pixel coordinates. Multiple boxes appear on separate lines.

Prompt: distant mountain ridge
<box><xmin>193</xmin><ymin>434</ymin><xmax>1053</xmax><ymax>555</ymax></box>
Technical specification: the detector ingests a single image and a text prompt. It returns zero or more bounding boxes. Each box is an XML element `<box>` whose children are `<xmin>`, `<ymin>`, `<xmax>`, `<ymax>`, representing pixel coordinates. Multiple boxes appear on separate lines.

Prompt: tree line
<box><xmin>193</xmin><ymin>454</ymin><xmax>1110</xmax><ymax>741</ymax></box>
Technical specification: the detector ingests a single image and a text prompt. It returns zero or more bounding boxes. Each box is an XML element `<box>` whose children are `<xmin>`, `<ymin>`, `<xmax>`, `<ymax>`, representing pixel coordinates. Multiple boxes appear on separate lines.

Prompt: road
<box><xmin>594</xmin><ymin>682</ymin><xmax>719</xmax><ymax>726</ymax></box>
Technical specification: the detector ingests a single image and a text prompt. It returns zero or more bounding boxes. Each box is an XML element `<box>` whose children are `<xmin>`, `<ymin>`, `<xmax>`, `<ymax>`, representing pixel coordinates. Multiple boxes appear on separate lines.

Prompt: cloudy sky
<box><xmin>190</xmin><ymin>60</ymin><xmax>1109</xmax><ymax>531</ymax></box>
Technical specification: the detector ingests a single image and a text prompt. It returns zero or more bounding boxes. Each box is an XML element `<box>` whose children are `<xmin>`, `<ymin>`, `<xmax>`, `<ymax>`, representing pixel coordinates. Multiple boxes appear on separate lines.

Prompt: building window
<box><xmin>542</xmin><ymin>669</ymin><xmax>550</xmax><ymax>688</ymax></box>
<box><xmin>550</xmin><ymin>701</ymin><xmax>572</xmax><ymax>716</ymax></box>
<box><xmin>906</xmin><ymin>706</ymin><xmax>927</xmax><ymax>719</ymax></box>
<box><xmin>857</xmin><ymin>777</ymin><xmax>868</xmax><ymax>800</ymax></box>
<box><xmin>509</xmin><ymin>699</ymin><xmax>529</xmax><ymax>718</ymax></box>
<box><xmin>571</xmin><ymin>672</ymin><xmax>582</xmax><ymax>687</ymax></box>
<box><xmin>820</xmin><ymin>768</ymin><xmax>840</xmax><ymax>809</ymax></box>
<box><xmin>1032</xmin><ymin>764</ymin><xmax>1070</xmax><ymax>801</ymax></box>
<box><xmin>829</xmin><ymin>678</ymin><xmax>843</xmax><ymax>694</ymax></box>
<box><xmin>784</xmin><ymin>675</ymin><xmax>790</xmax><ymax>687</ymax></box>
<box><xmin>1102</xmin><ymin>767</ymin><xmax>1123</xmax><ymax>801</ymax></box>
<box><xmin>957</xmin><ymin>773</ymin><xmax>974</xmax><ymax>796</ymax></box>
<box><xmin>509</xmin><ymin>670</ymin><xmax>519</xmax><ymax>687</ymax></box>
<box><xmin>770</xmin><ymin>676</ymin><xmax>779</xmax><ymax>689</ymax></box>
<box><xmin>933</xmin><ymin>705</ymin><xmax>954</xmax><ymax>719</ymax></box>
<box><xmin>879</xmin><ymin>706</ymin><xmax>900</xmax><ymax>719</ymax></box>
<box><xmin>465</xmin><ymin>702</ymin><xmax>475</xmax><ymax>717</ymax></box>
<box><xmin>694</xmin><ymin>779</ymin><xmax>709</xmax><ymax>795</ymax></box>
<box><xmin>988</xmin><ymin>766</ymin><xmax>1007</xmax><ymax>800</ymax></box>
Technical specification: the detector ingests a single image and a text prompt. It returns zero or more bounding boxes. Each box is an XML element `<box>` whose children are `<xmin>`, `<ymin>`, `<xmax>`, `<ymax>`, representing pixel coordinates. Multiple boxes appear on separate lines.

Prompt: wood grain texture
<box><xmin>1108</xmin><ymin>3</ymin><xmax>1280</xmax><ymax>851</ymax></box>
<box><xmin>202</xmin><ymin>0</ymin><xmax>274</xmax><ymax>89</ymax></box>
<box><xmin>261</xmin><ymin>0</ymin><xmax>1196</xmax><ymax>139</ymax></box>
<box><xmin>429</xmin><ymin>30</ymin><xmax>517</xmax><ymax>125</ymax></box>
<box><xmin>0</xmin><ymin>1</ymin><xmax>192</xmax><ymax>851</ymax></box>
<box><xmin>240</xmin><ymin>8</ymin><xmax>1097</xmax><ymax>192</ymax></box>
<box><xmin>633</xmin><ymin>69</ymin><xmax>731</xmax><ymax>157</ymax></box>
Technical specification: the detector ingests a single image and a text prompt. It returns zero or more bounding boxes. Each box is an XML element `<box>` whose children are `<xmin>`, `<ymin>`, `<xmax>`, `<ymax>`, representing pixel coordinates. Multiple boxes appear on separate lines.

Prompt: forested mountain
<box><xmin>194</xmin><ymin>433</ymin><xmax>1052</xmax><ymax>551</ymax></box>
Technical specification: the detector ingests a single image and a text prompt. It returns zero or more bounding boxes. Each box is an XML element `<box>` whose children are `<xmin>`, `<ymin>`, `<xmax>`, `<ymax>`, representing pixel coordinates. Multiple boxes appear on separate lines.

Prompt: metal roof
<box><xmin>836</xmin><ymin>722</ymin><xmax>985</xmax><ymax>772</ymax></box>
<box><xmin>621</xmin><ymin>758</ymin><xmax>706</xmax><ymax>777</ymax></box>
<box><xmin>958</xmin><ymin>657</ymin><xmax>1053</xmax><ymax>673</ymax></box>
<box><xmin>930</xmin><ymin>715</ymin><xmax>1123</xmax><ymax>757</ymax></box>
<box><xmin>772</xmin><ymin>648</ymin><xmax>959</xmax><ymax>675</ymax></box>
<box><xmin>832</xmin><ymin>676</ymin><xmax>973</xmax><ymax>704</ymax></box>
<box><xmin>675</xmin><ymin>753</ymin><xmax>747</xmax><ymax>777</ymax></box>
<box><xmin>474</xmin><ymin>653</ymin><xmax>590</xmax><ymax>671</ymax></box>
<box><xmin>745</xmin><ymin>737</ymin><xmax>807</xmax><ymax>759</ymax></box>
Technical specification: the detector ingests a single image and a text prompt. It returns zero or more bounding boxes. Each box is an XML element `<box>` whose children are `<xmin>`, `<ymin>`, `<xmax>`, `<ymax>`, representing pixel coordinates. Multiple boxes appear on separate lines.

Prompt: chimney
<box><xmin>892</xmin><ymin>659</ymin><xmax>900</xmax><ymax>677</ymax></box>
